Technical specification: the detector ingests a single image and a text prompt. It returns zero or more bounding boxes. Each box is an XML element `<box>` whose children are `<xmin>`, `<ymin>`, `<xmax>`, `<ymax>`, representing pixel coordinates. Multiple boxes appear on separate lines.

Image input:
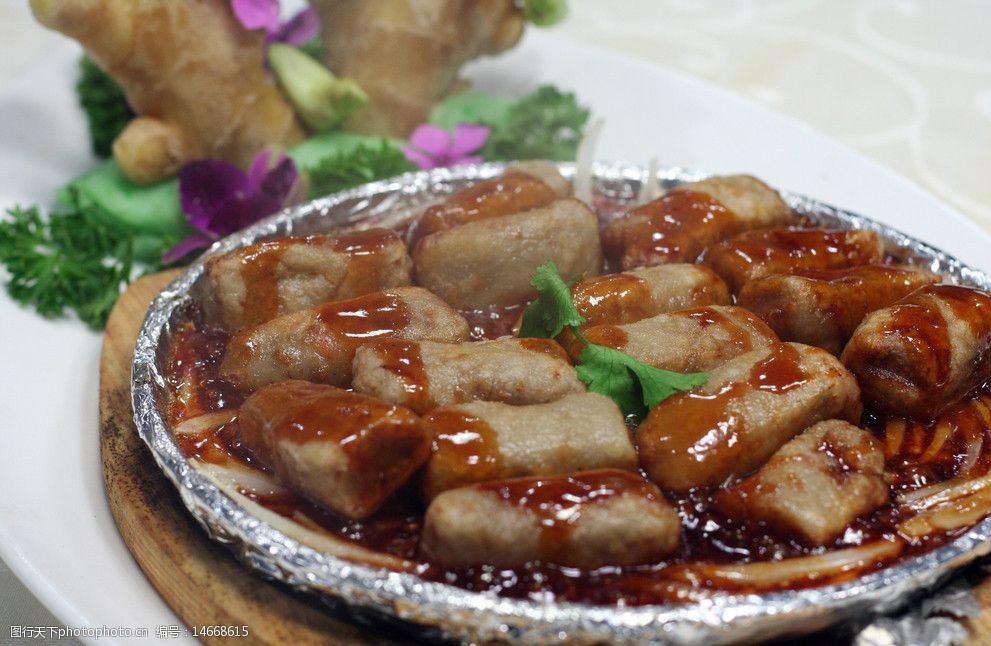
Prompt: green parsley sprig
<box><xmin>76</xmin><ymin>56</ymin><xmax>133</xmax><ymax>159</ymax></box>
<box><xmin>482</xmin><ymin>85</ymin><xmax>590</xmax><ymax>162</ymax></box>
<box><xmin>0</xmin><ymin>192</ymin><xmax>146</xmax><ymax>330</ymax></box>
<box><xmin>519</xmin><ymin>261</ymin><xmax>708</xmax><ymax>418</ymax></box>
<box><xmin>306</xmin><ymin>141</ymin><xmax>415</xmax><ymax>199</ymax></box>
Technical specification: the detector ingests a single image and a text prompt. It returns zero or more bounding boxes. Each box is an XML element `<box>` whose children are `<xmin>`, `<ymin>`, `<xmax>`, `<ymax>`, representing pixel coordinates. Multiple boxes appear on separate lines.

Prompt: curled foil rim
<box><xmin>131</xmin><ymin>161</ymin><xmax>991</xmax><ymax>645</ymax></box>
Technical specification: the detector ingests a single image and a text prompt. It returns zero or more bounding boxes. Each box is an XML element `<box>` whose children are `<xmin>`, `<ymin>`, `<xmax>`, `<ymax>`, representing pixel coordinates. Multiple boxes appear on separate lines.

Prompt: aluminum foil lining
<box><xmin>131</xmin><ymin>162</ymin><xmax>991</xmax><ymax>645</ymax></box>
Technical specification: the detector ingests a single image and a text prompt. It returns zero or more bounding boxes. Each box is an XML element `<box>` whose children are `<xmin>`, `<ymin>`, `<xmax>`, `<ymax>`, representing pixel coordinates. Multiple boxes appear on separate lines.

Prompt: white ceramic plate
<box><xmin>2</xmin><ymin>27</ymin><xmax>990</xmax><ymax>646</ymax></box>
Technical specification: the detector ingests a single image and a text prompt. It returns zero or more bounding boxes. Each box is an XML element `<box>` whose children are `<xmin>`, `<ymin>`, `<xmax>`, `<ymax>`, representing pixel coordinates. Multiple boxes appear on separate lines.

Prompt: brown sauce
<box><xmin>748</xmin><ymin>343</ymin><xmax>808</xmax><ymax>393</ymax></box>
<box><xmin>315</xmin><ymin>291</ymin><xmax>413</xmax><ymax>355</ymax></box>
<box><xmin>251</xmin><ymin>382</ymin><xmax>414</xmax><ymax>447</ymax></box>
<box><xmin>422</xmin><ymin>409</ymin><xmax>503</xmax><ymax>498</ymax></box>
<box><xmin>573</xmin><ymin>273</ymin><xmax>652</xmax><ymax>327</ymax></box>
<box><xmin>515</xmin><ymin>338</ymin><xmax>572</xmax><ymax>363</ymax></box>
<box><xmin>231</xmin><ymin>231</ymin><xmax>404</xmax><ymax>329</ymax></box>
<box><xmin>583</xmin><ymin>324</ymin><xmax>629</xmax><ymax>350</ymax></box>
<box><xmin>673</xmin><ymin>307</ymin><xmax>757</xmax><ymax>354</ymax></box>
<box><xmin>164</xmin><ymin>315</ymin><xmax>242</xmax><ymax>424</ymax></box>
<box><xmin>641</xmin><ymin>382</ymin><xmax>746</xmax><ymax>479</ymax></box>
<box><xmin>477</xmin><ymin>470</ymin><xmax>657</xmax><ymax>558</ymax></box>
<box><xmin>174</xmin><ymin>415</ymin><xmax>269</xmax><ymax>472</ymax></box>
<box><xmin>335</xmin><ymin>228</ymin><xmax>402</xmax><ymax>297</ymax></box>
<box><xmin>234</xmin><ymin>242</ymin><xmax>287</xmax><ymax>327</ymax></box>
<box><xmin>772</xmin><ymin>266</ymin><xmax>936</xmax><ymax>344</ymax></box>
<box><xmin>726</xmin><ymin>228</ymin><xmax>879</xmax><ymax>265</ymax></box>
<box><xmin>371</xmin><ymin>339</ymin><xmax>432</xmax><ymax>412</ymax></box>
<box><xmin>330</xmin><ymin>228</ymin><xmax>397</xmax><ymax>255</ymax></box>
<box><xmin>412</xmin><ymin>173</ymin><xmax>556</xmax><ymax>244</ymax></box>
<box><xmin>882</xmin><ymin>302</ymin><xmax>952</xmax><ymax>390</ymax></box>
<box><xmin>607</xmin><ymin>190</ymin><xmax>735</xmax><ymax>266</ymax></box>
<box><xmin>929</xmin><ymin>285</ymin><xmax>991</xmax><ymax>382</ymax></box>
<box><xmin>708</xmin><ymin>228</ymin><xmax>883</xmax><ymax>290</ymax></box>
<box><xmin>239</xmin><ymin>487</ymin><xmax>424</xmax><ymax>559</ymax></box>
<box><xmin>875</xmin><ymin>384</ymin><xmax>991</xmax><ymax>492</ymax></box>
<box><xmin>460</xmin><ymin>302</ymin><xmax>528</xmax><ymax>340</ymax></box>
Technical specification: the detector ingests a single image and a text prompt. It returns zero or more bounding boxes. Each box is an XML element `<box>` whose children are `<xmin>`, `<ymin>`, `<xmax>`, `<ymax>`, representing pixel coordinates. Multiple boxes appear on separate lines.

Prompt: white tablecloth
<box><xmin>2</xmin><ymin>0</ymin><xmax>989</xmax><ymax>640</ymax></box>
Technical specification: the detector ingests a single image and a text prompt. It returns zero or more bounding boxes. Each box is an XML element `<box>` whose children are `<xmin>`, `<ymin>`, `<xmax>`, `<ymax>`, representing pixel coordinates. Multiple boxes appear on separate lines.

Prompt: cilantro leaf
<box><xmin>575</xmin><ymin>345</ymin><xmax>643</xmax><ymax>418</ymax></box>
<box><xmin>627</xmin><ymin>357</ymin><xmax>710</xmax><ymax>410</ymax></box>
<box><xmin>517</xmin><ymin>262</ymin><xmax>709</xmax><ymax>416</ymax></box>
<box><xmin>0</xmin><ymin>194</ymin><xmax>138</xmax><ymax>330</ymax></box>
<box><xmin>518</xmin><ymin>261</ymin><xmax>586</xmax><ymax>338</ymax></box>
<box><xmin>306</xmin><ymin>141</ymin><xmax>415</xmax><ymax>199</ymax></box>
<box><xmin>482</xmin><ymin>85</ymin><xmax>590</xmax><ymax>162</ymax></box>
<box><xmin>576</xmin><ymin>340</ymin><xmax>709</xmax><ymax>418</ymax></box>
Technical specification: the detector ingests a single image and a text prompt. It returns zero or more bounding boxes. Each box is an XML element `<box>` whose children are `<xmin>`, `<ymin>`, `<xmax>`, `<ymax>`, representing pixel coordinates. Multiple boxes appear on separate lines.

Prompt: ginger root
<box><xmin>311</xmin><ymin>0</ymin><xmax>525</xmax><ymax>137</ymax></box>
<box><xmin>31</xmin><ymin>0</ymin><xmax>304</xmax><ymax>184</ymax></box>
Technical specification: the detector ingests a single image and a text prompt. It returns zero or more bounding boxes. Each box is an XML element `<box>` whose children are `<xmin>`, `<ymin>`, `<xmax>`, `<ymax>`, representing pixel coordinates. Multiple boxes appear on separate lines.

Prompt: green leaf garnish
<box><xmin>518</xmin><ymin>261</ymin><xmax>586</xmax><ymax>338</ymax></box>
<box><xmin>0</xmin><ymin>192</ymin><xmax>145</xmax><ymax>330</ymax></box>
<box><xmin>482</xmin><ymin>85</ymin><xmax>590</xmax><ymax>162</ymax></box>
<box><xmin>306</xmin><ymin>141</ymin><xmax>415</xmax><ymax>199</ymax></box>
<box><xmin>519</xmin><ymin>262</ymin><xmax>709</xmax><ymax>417</ymax></box>
<box><xmin>76</xmin><ymin>56</ymin><xmax>134</xmax><ymax>159</ymax></box>
<box><xmin>575</xmin><ymin>333</ymin><xmax>708</xmax><ymax>417</ymax></box>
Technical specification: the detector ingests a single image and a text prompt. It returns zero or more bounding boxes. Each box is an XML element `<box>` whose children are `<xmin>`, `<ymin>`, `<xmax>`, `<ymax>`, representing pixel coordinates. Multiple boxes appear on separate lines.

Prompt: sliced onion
<box><xmin>636</xmin><ymin>157</ymin><xmax>661</xmax><ymax>204</ymax></box>
<box><xmin>898</xmin><ymin>478</ymin><xmax>961</xmax><ymax>505</ymax></box>
<box><xmin>573</xmin><ymin>117</ymin><xmax>604</xmax><ymax>206</ymax></box>
<box><xmin>198</xmin><ymin>461</ymin><xmax>285</xmax><ymax>497</ymax></box>
<box><xmin>172</xmin><ymin>410</ymin><xmax>237</xmax><ymax>436</ymax></box>
<box><xmin>899</xmin><ymin>482</ymin><xmax>991</xmax><ymax>538</ymax></box>
<box><xmin>974</xmin><ymin>397</ymin><xmax>991</xmax><ymax>427</ymax></box>
<box><xmin>898</xmin><ymin>472</ymin><xmax>991</xmax><ymax>510</ymax></box>
<box><xmin>959</xmin><ymin>422</ymin><xmax>983</xmax><ymax>477</ymax></box>
<box><xmin>666</xmin><ymin>540</ymin><xmax>901</xmax><ymax>589</ymax></box>
<box><xmin>198</xmin><ymin>464</ymin><xmax>415</xmax><ymax>571</ymax></box>
<box><xmin>919</xmin><ymin>420</ymin><xmax>954</xmax><ymax>463</ymax></box>
<box><xmin>884</xmin><ymin>418</ymin><xmax>906</xmax><ymax>459</ymax></box>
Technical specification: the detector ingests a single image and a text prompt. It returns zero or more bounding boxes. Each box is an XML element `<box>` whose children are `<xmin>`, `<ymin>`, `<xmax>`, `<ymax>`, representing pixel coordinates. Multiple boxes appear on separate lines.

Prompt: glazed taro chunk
<box><xmin>420</xmin><ymin>393</ymin><xmax>637</xmax><ymax>500</ymax></box>
<box><xmin>413</xmin><ymin>198</ymin><xmax>602</xmax><ymax>309</ymax></box>
<box><xmin>703</xmin><ymin>227</ymin><xmax>885</xmax><ymax>293</ymax></box>
<box><xmin>197</xmin><ymin>229</ymin><xmax>412</xmax><ymax>332</ymax></box>
<box><xmin>675</xmin><ymin>175</ymin><xmax>793</xmax><ymax>225</ymax></box>
<box><xmin>738</xmin><ymin>266</ymin><xmax>939</xmax><ymax>354</ymax></box>
<box><xmin>421</xmin><ymin>470</ymin><xmax>680</xmax><ymax>569</ymax></box>
<box><xmin>352</xmin><ymin>337</ymin><xmax>582</xmax><ymax>414</ymax></box>
<box><xmin>637</xmin><ymin>342</ymin><xmax>862</xmax><ymax>491</ymax></box>
<box><xmin>410</xmin><ymin>160</ymin><xmax>569</xmax><ymax>243</ymax></box>
<box><xmin>574</xmin><ymin>305</ymin><xmax>777</xmax><ymax>370</ymax></box>
<box><xmin>570</xmin><ymin>264</ymin><xmax>730</xmax><ymax>330</ymax></box>
<box><xmin>716</xmin><ymin>420</ymin><xmax>889</xmax><ymax>545</ymax></box>
<box><xmin>602</xmin><ymin>174</ymin><xmax>791</xmax><ymax>270</ymax></box>
<box><xmin>238</xmin><ymin>381</ymin><xmax>431</xmax><ymax>520</ymax></box>
<box><xmin>841</xmin><ymin>284</ymin><xmax>991</xmax><ymax>419</ymax></box>
<box><xmin>220</xmin><ymin>286</ymin><xmax>470</xmax><ymax>391</ymax></box>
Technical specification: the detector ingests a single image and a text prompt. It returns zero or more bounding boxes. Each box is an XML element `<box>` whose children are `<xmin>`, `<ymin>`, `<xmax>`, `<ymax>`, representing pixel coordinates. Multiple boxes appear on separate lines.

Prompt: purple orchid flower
<box><xmin>401</xmin><ymin>123</ymin><xmax>490</xmax><ymax>169</ymax></box>
<box><xmin>230</xmin><ymin>0</ymin><xmax>320</xmax><ymax>46</ymax></box>
<box><xmin>163</xmin><ymin>151</ymin><xmax>298</xmax><ymax>264</ymax></box>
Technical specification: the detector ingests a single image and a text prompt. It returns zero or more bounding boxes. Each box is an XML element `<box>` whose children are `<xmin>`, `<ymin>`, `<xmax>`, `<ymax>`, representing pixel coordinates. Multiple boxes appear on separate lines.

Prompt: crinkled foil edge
<box><xmin>131</xmin><ymin>162</ymin><xmax>991</xmax><ymax>645</ymax></box>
